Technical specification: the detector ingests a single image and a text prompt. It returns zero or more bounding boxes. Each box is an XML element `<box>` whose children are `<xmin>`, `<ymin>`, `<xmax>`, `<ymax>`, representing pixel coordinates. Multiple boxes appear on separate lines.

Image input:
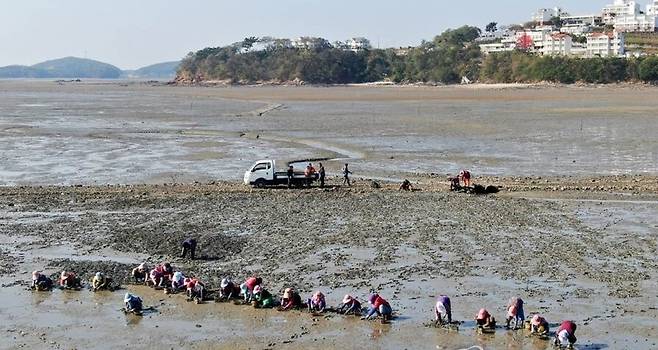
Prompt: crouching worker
<box><xmin>149</xmin><ymin>268</ymin><xmax>165</xmax><ymax>288</ymax></box>
<box><xmin>307</xmin><ymin>291</ymin><xmax>326</xmax><ymax>313</ymax></box>
<box><xmin>399</xmin><ymin>179</ymin><xmax>413</xmax><ymax>191</ymax></box>
<box><xmin>506</xmin><ymin>297</ymin><xmax>525</xmax><ymax>329</ymax></box>
<box><xmin>131</xmin><ymin>263</ymin><xmax>148</xmax><ymax>284</ymax></box>
<box><xmin>124</xmin><ymin>293</ymin><xmax>144</xmax><ymax>315</ymax></box>
<box><xmin>180</xmin><ymin>238</ymin><xmax>197</xmax><ymax>260</ymax></box>
<box><xmin>338</xmin><ymin>294</ymin><xmax>362</xmax><ymax>315</ymax></box>
<box><xmin>530</xmin><ymin>315</ymin><xmax>549</xmax><ymax>336</ymax></box>
<box><xmin>280</xmin><ymin>288</ymin><xmax>303</xmax><ymax>311</ymax></box>
<box><xmin>185</xmin><ymin>278</ymin><xmax>205</xmax><ymax>303</ymax></box>
<box><xmin>59</xmin><ymin>271</ymin><xmax>82</xmax><ymax>289</ymax></box>
<box><xmin>435</xmin><ymin>295</ymin><xmax>452</xmax><ymax>325</ymax></box>
<box><xmin>91</xmin><ymin>272</ymin><xmax>113</xmax><ymax>291</ymax></box>
<box><xmin>169</xmin><ymin>271</ymin><xmax>185</xmax><ymax>293</ymax></box>
<box><xmin>219</xmin><ymin>278</ymin><xmax>240</xmax><ymax>300</ymax></box>
<box><xmin>252</xmin><ymin>285</ymin><xmax>275</xmax><ymax>308</ymax></box>
<box><xmin>240</xmin><ymin>276</ymin><xmax>262</xmax><ymax>303</ymax></box>
<box><xmin>31</xmin><ymin>271</ymin><xmax>53</xmax><ymax>291</ymax></box>
<box><xmin>449</xmin><ymin>176</ymin><xmax>461</xmax><ymax>191</ymax></box>
<box><xmin>363</xmin><ymin>293</ymin><xmax>392</xmax><ymax>321</ymax></box>
<box><xmin>554</xmin><ymin>320</ymin><xmax>577</xmax><ymax>348</ymax></box>
<box><xmin>475</xmin><ymin>308</ymin><xmax>496</xmax><ymax>330</ymax></box>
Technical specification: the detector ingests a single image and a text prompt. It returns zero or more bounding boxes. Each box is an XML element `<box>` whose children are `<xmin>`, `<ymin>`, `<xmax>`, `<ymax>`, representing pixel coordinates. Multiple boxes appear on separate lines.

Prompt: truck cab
<box><xmin>244</xmin><ymin>159</ymin><xmax>274</xmax><ymax>187</ymax></box>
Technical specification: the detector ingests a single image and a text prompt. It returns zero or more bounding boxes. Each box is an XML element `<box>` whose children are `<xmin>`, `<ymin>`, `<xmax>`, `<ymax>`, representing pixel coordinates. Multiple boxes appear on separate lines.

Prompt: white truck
<box><xmin>243</xmin><ymin>159</ymin><xmax>318</xmax><ymax>188</ymax></box>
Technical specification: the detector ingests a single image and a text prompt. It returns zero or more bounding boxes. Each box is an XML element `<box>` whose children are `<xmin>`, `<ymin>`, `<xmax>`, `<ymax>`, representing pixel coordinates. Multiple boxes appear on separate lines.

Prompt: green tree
<box><xmin>639</xmin><ymin>56</ymin><xmax>658</xmax><ymax>81</ymax></box>
<box><xmin>485</xmin><ymin>22</ymin><xmax>498</xmax><ymax>33</ymax></box>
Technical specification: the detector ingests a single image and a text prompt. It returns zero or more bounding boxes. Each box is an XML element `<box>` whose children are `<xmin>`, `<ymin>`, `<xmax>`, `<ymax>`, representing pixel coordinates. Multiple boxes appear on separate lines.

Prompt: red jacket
<box><xmin>372</xmin><ymin>295</ymin><xmax>390</xmax><ymax>309</ymax></box>
<box><xmin>245</xmin><ymin>277</ymin><xmax>258</xmax><ymax>290</ymax></box>
<box><xmin>557</xmin><ymin>321</ymin><xmax>576</xmax><ymax>335</ymax></box>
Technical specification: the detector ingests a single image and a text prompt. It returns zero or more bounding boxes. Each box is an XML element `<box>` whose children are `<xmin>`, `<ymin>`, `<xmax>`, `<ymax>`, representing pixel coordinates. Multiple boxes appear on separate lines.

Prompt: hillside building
<box><xmin>586</xmin><ymin>32</ymin><xmax>626</xmax><ymax>56</ymax></box>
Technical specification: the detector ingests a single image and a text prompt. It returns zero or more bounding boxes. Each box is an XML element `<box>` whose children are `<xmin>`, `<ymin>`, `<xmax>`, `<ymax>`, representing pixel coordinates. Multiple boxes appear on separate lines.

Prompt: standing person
<box><xmin>342</xmin><ymin>163</ymin><xmax>352</xmax><ymax>187</ymax></box>
<box><xmin>287</xmin><ymin>165</ymin><xmax>294</xmax><ymax>188</ymax></box>
<box><xmin>180</xmin><ymin>238</ymin><xmax>197</xmax><ymax>260</ymax></box>
<box><xmin>304</xmin><ymin>163</ymin><xmax>316</xmax><ymax>187</ymax></box>
<box><xmin>318</xmin><ymin>163</ymin><xmax>326</xmax><ymax>188</ymax></box>
<box><xmin>459</xmin><ymin>169</ymin><xmax>471</xmax><ymax>187</ymax></box>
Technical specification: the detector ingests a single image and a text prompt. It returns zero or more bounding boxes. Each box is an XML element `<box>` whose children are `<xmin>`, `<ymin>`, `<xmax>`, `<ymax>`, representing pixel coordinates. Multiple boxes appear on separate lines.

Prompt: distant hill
<box><xmin>123</xmin><ymin>61</ymin><xmax>180</xmax><ymax>79</ymax></box>
<box><xmin>0</xmin><ymin>57</ymin><xmax>180</xmax><ymax>80</ymax></box>
<box><xmin>32</xmin><ymin>57</ymin><xmax>122</xmax><ymax>78</ymax></box>
<box><xmin>0</xmin><ymin>65</ymin><xmax>49</xmax><ymax>78</ymax></box>
<box><xmin>0</xmin><ymin>57</ymin><xmax>122</xmax><ymax>79</ymax></box>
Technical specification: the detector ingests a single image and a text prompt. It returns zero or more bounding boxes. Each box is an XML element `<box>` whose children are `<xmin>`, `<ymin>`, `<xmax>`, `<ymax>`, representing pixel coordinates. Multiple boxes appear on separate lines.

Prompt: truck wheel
<box><xmin>254</xmin><ymin>179</ymin><xmax>266</xmax><ymax>188</ymax></box>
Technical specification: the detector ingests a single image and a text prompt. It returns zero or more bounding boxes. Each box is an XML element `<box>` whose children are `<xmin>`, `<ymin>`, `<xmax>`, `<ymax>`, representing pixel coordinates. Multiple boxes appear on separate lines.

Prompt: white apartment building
<box><xmin>541</xmin><ymin>33</ymin><xmax>573</xmax><ymax>55</ymax></box>
<box><xmin>479</xmin><ymin>42</ymin><xmax>515</xmax><ymax>55</ymax></box>
<box><xmin>614</xmin><ymin>14</ymin><xmax>658</xmax><ymax>31</ymax></box>
<box><xmin>532</xmin><ymin>7</ymin><xmax>568</xmax><ymax>23</ymax></box>
<box><xmin>346</xmin><ymin>37</ymin><xmax>372</xmax><ymax>52</ymax></box>
<box><xmin>586</xmin><ymin>32</ymin><xmax>626</xmax><ymax>57</ymax></box>
<box><xmin>291</xmin><ymin>37</ymin><xmax>330</xmax><ymax>50</ymax></box>
<box><xmin>560</xmin><ymin>15</ymin><xmax>603</xmax><ymax>35</ymax></box>
<box><xmin>602</xmin><ymin>0</ymin><xmax>658</xmax><ymax>32</ymax></box>
<box><xmin>515</xmin><ymin>27</ymin><xmax>554</xmax><ymax>51</ymax></box>
<box><xmin>602</xmin><ymin>0</ymin><xmax>641</xmax><ymax>25</ymax></box>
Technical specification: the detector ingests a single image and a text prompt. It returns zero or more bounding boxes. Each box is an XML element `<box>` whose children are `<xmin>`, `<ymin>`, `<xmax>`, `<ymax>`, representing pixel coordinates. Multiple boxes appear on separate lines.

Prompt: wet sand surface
<box><xmin>1</xmin><ymin>81</ymin><xmax>657</xmax><ymax>185</ymax></box>
<box><xmin>1</xmin><ymin>81</ymin><xmax>658</xmax><ymax>349</ymax></box>
<box><xmin>1</xmin><ymin>183</ymin><xmax>657</xmax><ymax>349</ymax></box>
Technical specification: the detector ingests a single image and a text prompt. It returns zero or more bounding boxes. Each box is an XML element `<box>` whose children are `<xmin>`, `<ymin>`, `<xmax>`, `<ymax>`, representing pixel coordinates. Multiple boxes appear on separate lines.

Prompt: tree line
<box><xmin>177</xmin><ymin>26</ymin><xmax>658</xmax><ymax>84</ymax></box>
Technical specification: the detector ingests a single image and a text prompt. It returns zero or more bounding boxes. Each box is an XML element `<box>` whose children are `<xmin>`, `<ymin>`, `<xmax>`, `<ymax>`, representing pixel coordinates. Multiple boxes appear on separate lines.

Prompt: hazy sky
<box><xmin>2</xmin><ymin>0</ymin><xmax>611</xmax><ymax>69</ymax></box>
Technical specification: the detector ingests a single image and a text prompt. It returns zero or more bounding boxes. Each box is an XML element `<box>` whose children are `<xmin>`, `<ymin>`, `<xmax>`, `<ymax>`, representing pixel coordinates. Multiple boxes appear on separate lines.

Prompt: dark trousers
<box><xmin>181</xmin><ymin>243</ymin><xmax>196</xmax><ymax>259</ymax></box>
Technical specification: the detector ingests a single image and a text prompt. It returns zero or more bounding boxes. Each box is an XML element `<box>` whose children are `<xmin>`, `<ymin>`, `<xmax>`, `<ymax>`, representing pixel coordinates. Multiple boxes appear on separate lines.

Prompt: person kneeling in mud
<box><xmin>31</xmin><ymin>271</ymin><xmax>53</xmax><ymax>291</ymax></box>
<box><xmin>185</xmin><ymin>277</ymin><xmax>205</xmax><ymax>303</ymax></box>
<box><xmin>149</xmin><ymin>268</ymin><xmax>165</xmax><ymax>288</ymax></box>
<box><xmin>124</xmin><ymin>293</ymin><xmax>144</xmax><ymax>315</ymax></box>
<box><xmin>554</xmin><ymin>320</ymin><xmax>577</xmax><ymax>348</ymax></box>
<box><xmin>530</xmin><ymin>314</ymin><xmax>549</xmax><ymax>336</ymax></box>
<box><xmin>279</xmin><ymin>288</ymin><xmax>303</xmax><ymax>311</ymax></box>
<box><xmin>434</xmin><ymin>295</ymin><xmax>452</xmax><ymax>325</ymax></box>
<box><xmin>59</xmin><ymin>271</ymin><xmax>82</xmax><ymax>289</ymax></box>
<box><xmin>91</xmin><ymin>272</ymin><xmax>113</xmax><ymax>292</ymax></box>
<box><xmin>240</xmin><ymin>276</ymin><xmax>262</xmax><ymax>303</ymax></box>
<box><xmin>338</xmin><ymin>294</ymin><xmax>362</xmax><ymax>315</ymax></box>
<box><xmin>308</xmin><ymin>291</ymin><xmax>327</xmax><ymax>313</ymax></box>
<box><xmin>132</xmin><ymin>263</ymin><xmax>148</xmax><ymax>285</ymax></box>
<box><xmin>168</xmin><ymin>271</ymin><xmax>185</xmax><ymax>294</ymax></box>
<box><xmin>475</xmin><ymin>308</ymin><xmax>496</xmax><ymax>330</ymax></box>
<box><xmin>218</xmin><ymin>278</ymin><xmax>240</xmax><ymax>301</ymax></box>
<box><xmin>252</xmin><ymin>285</ymin><xmax>275</xmax><ymax>308</ymax></box>
<box><xmin>505</xmin><ymin>297</ymin><xmax>525</xmax><ymax>329</ymax></box>
<box><xmin>363</xmin><ymin>293</ymin><xmax>392</xmax><ymax>321</ymax></box>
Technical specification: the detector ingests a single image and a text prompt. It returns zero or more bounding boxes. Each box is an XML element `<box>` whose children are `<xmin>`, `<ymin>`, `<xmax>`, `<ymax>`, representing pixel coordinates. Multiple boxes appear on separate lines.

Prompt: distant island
<box><xmin>0</xmin><ymin>57</ymin><xmax>180</xmax><ymax>79</ymax></box>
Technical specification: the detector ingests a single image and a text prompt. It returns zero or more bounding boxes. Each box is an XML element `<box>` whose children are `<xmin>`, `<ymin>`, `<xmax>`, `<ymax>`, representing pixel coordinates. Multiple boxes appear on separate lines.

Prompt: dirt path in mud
<box><xmin>0</xmin><ymin>176</ymin><xmax>657</xmax><ymax>349</ymax></box>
